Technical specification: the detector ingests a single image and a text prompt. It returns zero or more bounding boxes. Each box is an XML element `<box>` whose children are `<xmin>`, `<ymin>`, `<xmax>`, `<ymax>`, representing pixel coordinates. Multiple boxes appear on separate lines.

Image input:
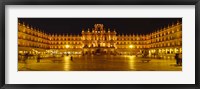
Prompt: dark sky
<box><xmin>18</xmin><ymin>18</ymin><xmax>181</xmax><ymax>35</ymax></box>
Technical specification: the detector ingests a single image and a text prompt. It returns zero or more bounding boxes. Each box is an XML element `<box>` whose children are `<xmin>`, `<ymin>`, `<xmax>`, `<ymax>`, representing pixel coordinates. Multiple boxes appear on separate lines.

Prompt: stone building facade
<box><xmin>18</xmin><ymin>21</ymin><xmax>182</xmax><ymax>59</ymax></box>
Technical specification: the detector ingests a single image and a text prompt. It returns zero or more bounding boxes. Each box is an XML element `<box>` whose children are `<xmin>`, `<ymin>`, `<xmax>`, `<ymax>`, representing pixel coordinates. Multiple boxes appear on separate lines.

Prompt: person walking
<box><xmin>37</xmin><ymin>54</ymin><xmax>41</xmax><ymax>63</ymax></box>
<box><xmin>24</xmin><ymin>52</ymin><xmax>29</xmax><ymax>63</ymax></box>
<box><xmin>178</xmin><ymin>53</ymin><xmax>182</xmax><ymax>66</ymax></box>
<box><xmin>175</xmin><ymin>53</ymin><xmax>179</xmax><ymax>65</ymax></box>
<box><xmin>70</xmin><ymin>56</ymin><xmax>73</xmax><ymax>61</ymax></box>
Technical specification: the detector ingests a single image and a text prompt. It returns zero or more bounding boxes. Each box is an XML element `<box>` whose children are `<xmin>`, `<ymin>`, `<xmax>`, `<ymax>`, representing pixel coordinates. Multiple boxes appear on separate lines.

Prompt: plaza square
<box><xmin>18</xmin><ymin>18</ymin><xmax>182</xmax><ymax>71</ymax></box>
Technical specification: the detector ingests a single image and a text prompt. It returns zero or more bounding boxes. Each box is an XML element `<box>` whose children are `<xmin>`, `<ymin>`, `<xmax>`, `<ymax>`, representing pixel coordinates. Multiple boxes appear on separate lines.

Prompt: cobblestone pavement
<box><xmin>18</xmin><ymin>55</ymin><xmax>182</xmax><ymax>71</ymax></box>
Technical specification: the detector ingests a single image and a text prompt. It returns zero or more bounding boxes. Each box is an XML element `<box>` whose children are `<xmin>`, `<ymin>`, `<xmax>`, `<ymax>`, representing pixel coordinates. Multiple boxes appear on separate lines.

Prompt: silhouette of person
<box><xmin>24</xmin><ymin>52</ymin><xmax>29</xmax><ymax>63</ymax></box>
<box><xmin>37</xmin><ymin>54</ymin><xmax>41</xmax><ymax>63</ymax></box>
<box><xmin>70</xmin><ymin>56</ymin><xmax>73</xmax><ymax>61</ymax></box>
<box><xmin>175</xmin><ymin>53</ymin><xmax>179</xmax><ymax>65</ymax></box>
<box><xmin>178</xmin><ymin>53</ymin><xmax>182</xmax><ymax>66</ymax></box>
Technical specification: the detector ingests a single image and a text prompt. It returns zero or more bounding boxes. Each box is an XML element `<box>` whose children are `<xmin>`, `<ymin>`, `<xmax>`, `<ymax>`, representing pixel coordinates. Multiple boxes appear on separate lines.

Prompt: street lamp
<box><xmin>129</xmin><ymin>45</ymin><xmax>134</xmax><ymax>55</ymax></box>
<box><xmin>65</xmin><ymin>45</ymin><xmax>69</xmax><ymax>48</ymax></box>
<box><xmin>65</xmin><ymin>45</ymin><xmax>70</xmax><ymax>55</ymax></box>
<box><xmin>129</xmin><ymin>45</ymin><xmax>133</xmax><ymax>48</ymax></box>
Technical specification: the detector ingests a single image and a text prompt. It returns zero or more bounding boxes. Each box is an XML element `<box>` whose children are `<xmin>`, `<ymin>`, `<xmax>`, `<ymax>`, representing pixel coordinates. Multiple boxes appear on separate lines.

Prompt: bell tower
<box><xmin>94</xmin><ymin>24</ymin><xmax>104</xmax><ymax>32</ymax></box>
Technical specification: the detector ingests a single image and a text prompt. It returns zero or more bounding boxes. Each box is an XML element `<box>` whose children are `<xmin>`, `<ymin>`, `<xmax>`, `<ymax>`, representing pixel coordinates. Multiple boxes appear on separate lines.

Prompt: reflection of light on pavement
<box><xmin>128</xmin><ymin>55</ymin><xmax>136</xmax><ymax>70</ymax></box>
<box><xmin>128</xmin><ymin>55</ymin><xmax>136</xmax><ymax>59</ymax></box>
<box><xmin>63</xmin><ymin>56</ymin><xmax>71</xmax><ymax>71</ymax></box>
<box><xmin>18</xmin><ymin>55</ymin><xmax>182</xmax><ymax>71</ymax></box>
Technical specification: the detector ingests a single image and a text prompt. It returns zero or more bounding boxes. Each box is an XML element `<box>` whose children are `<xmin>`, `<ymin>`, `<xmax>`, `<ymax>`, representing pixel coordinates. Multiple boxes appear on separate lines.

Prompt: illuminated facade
<box><xmin>18</xmin><ymin>21</ymin><xmax>182</xmax><ymax>59</ymax></box>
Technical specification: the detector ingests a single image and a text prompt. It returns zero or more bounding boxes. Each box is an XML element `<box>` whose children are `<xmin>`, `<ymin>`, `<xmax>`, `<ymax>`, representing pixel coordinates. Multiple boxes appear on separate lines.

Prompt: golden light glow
<box><xmin>128</xmin><ymin>55</ymin><xmax>136</xmax><ymax>70</ymax></box>
<box><xmin>63</xmin><ymin>56</ymin><xmax>71</xmax><ymax>70</ymax></box>
<box><xmin>65</xmin><ymin>45</ymin><xmax>69</xmax><ymax>48</ymax></box>
<box><xmin>129</xmin><ymin>45</ymin><xmax>133</xmax><ymax>48</ymax></box>
<box><xmin>18</xmin><ymin>23</ymin><xmax>182</xmax><ymax>58</ymax></box>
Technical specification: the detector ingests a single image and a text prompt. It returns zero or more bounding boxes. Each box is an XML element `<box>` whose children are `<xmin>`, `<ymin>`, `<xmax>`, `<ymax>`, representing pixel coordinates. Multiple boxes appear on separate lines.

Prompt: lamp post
<box><xmin>65</xmin><ymin>45</ymin><xmax>69</xmax><ymax>48</ymax></box>
<box><xmin>129</xmin><ymin>45</ymin><xmax>133</xmax><ymax>55</ymax></box>
<box><xmin>65</xmin><ymin>45</ymin><xmax>69</xmax><ymax>55</ymax></box>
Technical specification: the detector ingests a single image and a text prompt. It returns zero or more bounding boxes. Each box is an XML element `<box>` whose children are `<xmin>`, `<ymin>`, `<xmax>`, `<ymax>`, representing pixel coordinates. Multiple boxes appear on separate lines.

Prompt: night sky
<box><xmin>18</xmin><ymin>18</ymin><xmax>181</xmax><ymax>35</ymax></box>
